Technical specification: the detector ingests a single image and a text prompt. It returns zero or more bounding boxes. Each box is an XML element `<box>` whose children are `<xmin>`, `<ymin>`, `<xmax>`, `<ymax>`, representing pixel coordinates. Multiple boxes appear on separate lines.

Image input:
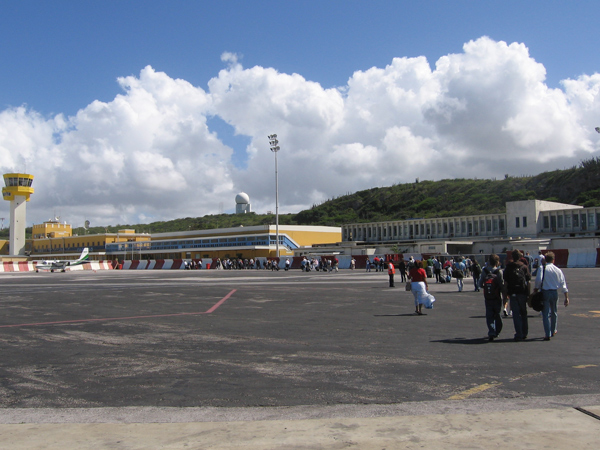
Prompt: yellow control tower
<box><xmin>2</xmin><ymin>173</ymin><xmax>34</xmax><ymax>256</ymax></box>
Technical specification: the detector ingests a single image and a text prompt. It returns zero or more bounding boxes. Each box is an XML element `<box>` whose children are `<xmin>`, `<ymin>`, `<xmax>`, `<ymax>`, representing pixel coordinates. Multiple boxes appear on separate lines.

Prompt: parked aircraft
<box><xmin>35</xmin><ymin>248</ymin><xmax>90</xmax><ymax>272</ymax></box>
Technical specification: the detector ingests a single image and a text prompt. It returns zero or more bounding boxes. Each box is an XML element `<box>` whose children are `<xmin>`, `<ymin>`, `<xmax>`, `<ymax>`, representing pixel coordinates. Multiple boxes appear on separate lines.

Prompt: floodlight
<box><xmin>268</xmin><ymin>134</ymin><xmax>281</xmax><ymax>258</ymax></box>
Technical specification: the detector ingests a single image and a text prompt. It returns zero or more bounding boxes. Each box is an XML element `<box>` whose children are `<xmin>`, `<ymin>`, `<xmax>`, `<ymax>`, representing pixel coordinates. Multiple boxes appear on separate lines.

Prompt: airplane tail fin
<box><xmin>79</xmin><ymin>247</ymin><xmax>90</xmax><ymax>262</ymax></box>
<box><xmin>70</xmin><ymin>247</ymin><xmax>90</xmax><ymax>266</ymax></box>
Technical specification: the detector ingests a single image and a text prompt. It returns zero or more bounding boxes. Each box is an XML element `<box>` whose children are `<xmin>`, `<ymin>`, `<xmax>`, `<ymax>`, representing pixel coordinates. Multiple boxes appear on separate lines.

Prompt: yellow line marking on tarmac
<box><xmin>573</xmin><ymin>365</ymin><xmax>598</xmax><ymax>369</ymax></box>
<box><xmin>447</xmin><ymin>382</ymin><xmax>502</xmax><ymax>400</ymax></box>
<box><xmin>573</xmin><ymin>313</ymin><xmax>600</xmax><ymax>318</ymax></box>
<box><xmin>508</xmin><ymin>372</ymin><xmax>553</xmax><ymax>382</ymax></box>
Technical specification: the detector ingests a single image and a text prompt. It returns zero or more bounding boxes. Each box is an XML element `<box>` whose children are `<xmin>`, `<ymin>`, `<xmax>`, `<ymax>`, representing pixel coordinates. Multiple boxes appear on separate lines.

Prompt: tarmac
<box><xmin>0</xmin><ymin>268</ymin><xmax>599</xmax><ymax>448</ymax></box>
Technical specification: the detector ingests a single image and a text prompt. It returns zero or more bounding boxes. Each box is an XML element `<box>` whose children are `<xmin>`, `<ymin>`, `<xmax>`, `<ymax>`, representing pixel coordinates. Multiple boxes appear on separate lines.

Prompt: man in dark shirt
<box><xmin>479</xmin><ymin>254</ymin><xmax>507</xmax><ymax>341</ymax></box>
<box><xmin>398</xmin><ymin>260</ymin><xmax>407</xmax><ymax>282</ymax></box>
<box><xmin>503</xmin><ymin>250</ymin><xmax>531</xmax><ymax>341</ymax></box>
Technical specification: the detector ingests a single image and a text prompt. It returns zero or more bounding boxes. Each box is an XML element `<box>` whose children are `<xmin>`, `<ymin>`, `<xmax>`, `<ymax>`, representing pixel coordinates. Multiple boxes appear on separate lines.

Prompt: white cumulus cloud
<box><xmin>1</xmin><ymin>37</ymin><xmax>599</xmax><ymax>227</ymax></box>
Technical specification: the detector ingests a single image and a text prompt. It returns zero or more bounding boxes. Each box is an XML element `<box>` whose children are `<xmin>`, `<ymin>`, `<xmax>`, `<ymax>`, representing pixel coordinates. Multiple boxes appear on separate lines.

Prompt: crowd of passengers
<box><xmin>299</xmin><ymin>257</ymin><xmax>339</xmax><ymax>272</ymax></box>
<box><xmin>183</xmin><ymin>257</ymin><xmax>343</xmax><ymax>272</ymax></box>
<box><xmin>210</xmin><ymin>258</ymin><xmax>281</xmax><ymax>270</ymax></box>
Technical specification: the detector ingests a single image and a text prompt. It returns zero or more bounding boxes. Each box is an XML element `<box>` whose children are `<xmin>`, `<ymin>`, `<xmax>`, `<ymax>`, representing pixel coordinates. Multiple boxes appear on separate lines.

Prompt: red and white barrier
<box><xmin>0</xmin><ymin>260</ymin><xmax>115</xmax><ymax>273</ymax></box>
<box><xmin>3</xmin><ymin>248</ymin><xmax>599</xmax><ymax>273</ymax></box>
<box><xmin>120</xmin><ymin>259</ymin><xmax>188</xmax><ymax>270</ymax></box>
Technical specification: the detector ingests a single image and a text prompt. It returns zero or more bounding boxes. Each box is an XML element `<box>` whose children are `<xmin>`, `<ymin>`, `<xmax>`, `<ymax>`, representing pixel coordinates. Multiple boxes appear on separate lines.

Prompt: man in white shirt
<box><xmin>534</xmin><ymin>252</ymin><xmax>570</xmax><ymax>340</ymax></box>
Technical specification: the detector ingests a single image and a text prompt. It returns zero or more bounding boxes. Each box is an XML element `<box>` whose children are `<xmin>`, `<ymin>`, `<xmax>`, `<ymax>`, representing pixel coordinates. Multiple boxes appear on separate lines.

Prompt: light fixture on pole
<box><xmin>268</xmin><ymin>134</ymin><xmax>280</xmax><ymax>258</ymax></box>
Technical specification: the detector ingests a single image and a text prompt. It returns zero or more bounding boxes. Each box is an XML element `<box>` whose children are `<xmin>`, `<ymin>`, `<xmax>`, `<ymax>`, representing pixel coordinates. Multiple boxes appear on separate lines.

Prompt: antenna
<box><xmin>0</xmin><ymin>218</ymin><xmax>4</xmax><ymax>229</ymax></box>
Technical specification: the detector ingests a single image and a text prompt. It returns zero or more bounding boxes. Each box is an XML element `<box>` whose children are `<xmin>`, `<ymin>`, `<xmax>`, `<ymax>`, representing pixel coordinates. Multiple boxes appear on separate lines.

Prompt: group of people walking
<box><xmin>300</xmin><ymin>256</ymin><xmax>339</xmax><ymax>272</ymax></box>
<box><xmin>365</xmin><ymin>256</ymin><xmax>388</xmax><ymax>272</ymax></box>
<box><xmin>397</xmin><ymin>251</ymin><xmax>570</xmax><ymax>341</ymax></box>
<box><xmin>214</xmin><ymin>258</ymin><xmax>280</xmax><ymax>270</ymax></box>
<box><xmin>480</xmin><ymin>250</ymin><xmax>569</xmax><ymax>341</ymax></box>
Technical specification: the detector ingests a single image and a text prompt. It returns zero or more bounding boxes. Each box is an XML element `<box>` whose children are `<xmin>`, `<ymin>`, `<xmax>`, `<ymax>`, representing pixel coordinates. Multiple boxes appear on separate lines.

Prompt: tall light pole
<box><xmin>268</xmin><ymin>134</ymin><xmax>280</xmax><ymax>258</ymax></box>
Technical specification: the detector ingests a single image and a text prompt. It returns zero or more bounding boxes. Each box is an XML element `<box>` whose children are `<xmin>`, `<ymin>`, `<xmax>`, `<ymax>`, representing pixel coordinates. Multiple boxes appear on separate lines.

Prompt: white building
<box><xmin>342</xmin><ymin>200</ymin><xmax>599</xmax><ymax>244</ymax></box>
<box><xmin>332</xmin><ymin>199</ymin><xmax>600</xmax><ymax>264</ymax></box>
<box><xmin>235</xmin><ymin>192</ymin><xmax>252</xmax><ymax>214</ymax></box>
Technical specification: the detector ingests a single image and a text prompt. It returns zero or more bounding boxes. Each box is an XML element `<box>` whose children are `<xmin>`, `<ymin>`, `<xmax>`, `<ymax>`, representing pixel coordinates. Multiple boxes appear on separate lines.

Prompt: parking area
<box><xmin>0</xmin><ymin>268</ymin><xmax>599</xmax><ymax>409</ymax></box>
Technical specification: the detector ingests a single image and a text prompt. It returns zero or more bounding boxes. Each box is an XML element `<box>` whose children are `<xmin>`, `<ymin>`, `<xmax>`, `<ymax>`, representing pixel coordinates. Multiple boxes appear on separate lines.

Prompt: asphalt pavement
<box><xmin>0</xmin><ymin>268</ymin><xmax>598</xmax><ymax>448</ymax></box>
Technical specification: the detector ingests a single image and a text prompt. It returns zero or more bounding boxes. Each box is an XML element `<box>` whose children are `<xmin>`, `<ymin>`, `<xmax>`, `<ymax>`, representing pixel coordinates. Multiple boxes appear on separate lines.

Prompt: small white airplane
<box><xmin>35</xmin><ymin>248</ymin><xmax>90</xmax><ymax>273</ymax></box>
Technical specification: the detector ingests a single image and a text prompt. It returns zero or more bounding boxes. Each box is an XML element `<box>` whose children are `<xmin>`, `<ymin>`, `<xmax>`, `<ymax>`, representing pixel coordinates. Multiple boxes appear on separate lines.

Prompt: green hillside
<box><xmin>294</xmin><ymin>157</ymin><xmax>600</xmax><ymax>226</ymax></box>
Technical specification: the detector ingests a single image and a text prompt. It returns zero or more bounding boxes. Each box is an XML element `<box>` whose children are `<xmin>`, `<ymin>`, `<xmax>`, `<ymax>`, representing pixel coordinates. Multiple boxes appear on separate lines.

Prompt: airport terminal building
<box><xmin>11</xmin><ymin>199</ymin><xmax>600</xmax><ymax>269</ymax></box>
<box><xmin>104</xmin><ymin>225</ymin><xmax>342</xmax><ymax>262</ymax></box>
<box><xmin>21</xmin><ymin>222</ymin><xmax>342</xmax><ymax>264</ymax></box>
<box><xmin>335</xmin><ymin>199</ymin><xmax>600</xmax><ymax>266</ymax></box>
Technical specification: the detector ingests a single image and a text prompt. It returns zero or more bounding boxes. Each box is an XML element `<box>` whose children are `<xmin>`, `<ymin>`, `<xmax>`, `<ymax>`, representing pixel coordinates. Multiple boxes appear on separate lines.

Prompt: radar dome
<box><xmin>235</xmin><ymin>192</ymin><xmax>250</xmax><ymax>204</ymax></box>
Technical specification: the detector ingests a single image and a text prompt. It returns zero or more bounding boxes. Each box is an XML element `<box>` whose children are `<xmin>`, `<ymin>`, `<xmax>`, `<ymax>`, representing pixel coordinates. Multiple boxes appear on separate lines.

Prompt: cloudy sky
<box><xmin>1</xmin><ymin>1</ymin><xmax>599</xmax><ymax>228</ymax></box>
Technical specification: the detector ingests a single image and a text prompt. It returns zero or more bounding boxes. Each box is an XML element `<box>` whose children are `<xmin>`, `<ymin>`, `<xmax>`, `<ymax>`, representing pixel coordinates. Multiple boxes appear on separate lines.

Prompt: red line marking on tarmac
<box><xmin>204</xmin><ymin>288</ymin><xmax>236</xmax><ymax>314</ymax></box>
<box><xmin>0</xmin><ymin>289</ymin><xmax>237</xmax><ymax>329</ymax></box>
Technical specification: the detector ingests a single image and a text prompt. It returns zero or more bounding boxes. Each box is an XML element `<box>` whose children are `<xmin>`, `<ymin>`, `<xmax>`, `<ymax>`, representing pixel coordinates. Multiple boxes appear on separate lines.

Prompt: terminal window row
<box><xmin>105</xmin><ymin>235</ymin><xmax>293</xmax><ymax>252</ymax></box>
<box><xmin>346</xmin><ymin>218</ymin><xmax>505</xmax><ymax>240</ymax></box>
<box><xmin>542</xmin><ymin>212</ymin><xmax>599</xmax><ymax>231</ymax></box>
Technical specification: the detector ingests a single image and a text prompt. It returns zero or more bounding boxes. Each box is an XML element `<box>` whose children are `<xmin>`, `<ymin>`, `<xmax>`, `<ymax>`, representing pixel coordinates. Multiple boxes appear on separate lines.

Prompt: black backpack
<box><xmin>505</xmin><ymin>263</ymin><xmax>529</xmax><ymax>294</ymax></box>
<box><xmin>482</xmin><ymin>268</ymin><xmax>502</xmax><ymax>301</ymax></box>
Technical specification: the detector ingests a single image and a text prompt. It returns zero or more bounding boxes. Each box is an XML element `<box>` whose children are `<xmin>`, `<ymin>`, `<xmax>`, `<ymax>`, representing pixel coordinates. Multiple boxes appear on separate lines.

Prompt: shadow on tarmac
<box><xmin>432</xmin><ymin>337</ymin><xmax>550</xmax><ymax>345</ymax></box>
<box><xmin>374</xmin><ymin>313</ymin><xmax>427</xmax><ymax>317</ymax></box>
<box><xmin>431</xmin><ymin>337</ymin><xmax>493</xmax><ymax>345</ymax></box>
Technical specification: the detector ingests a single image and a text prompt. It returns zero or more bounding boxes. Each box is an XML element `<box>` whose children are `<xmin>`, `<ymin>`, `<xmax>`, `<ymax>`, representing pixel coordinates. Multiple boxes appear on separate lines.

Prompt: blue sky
<box><xmin>3</xmin><ymin>0</ymin><xmax>597</xmax><ymax>116</ymax></box>
<box><xmin>1</xmin><ymin>1</ymin><xmax>599</xmax><ymax>226</ymax></box>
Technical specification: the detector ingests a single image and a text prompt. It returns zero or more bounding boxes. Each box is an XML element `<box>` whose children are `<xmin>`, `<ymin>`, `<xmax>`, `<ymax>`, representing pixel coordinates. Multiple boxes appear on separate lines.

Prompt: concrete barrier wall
<box><xmin>3</xmin><ymin>248</ymin><xmax>599</xmax><ymax>273</ymax></box>
<box><xmin>96</xmin><ymin>251</ymin><xmax>600</xmax><ymax>270</ymax></box>
<box><xmin>566</xmin><ymin>248</ymin><xmax>598</xmax><ymax>268</ymax></box>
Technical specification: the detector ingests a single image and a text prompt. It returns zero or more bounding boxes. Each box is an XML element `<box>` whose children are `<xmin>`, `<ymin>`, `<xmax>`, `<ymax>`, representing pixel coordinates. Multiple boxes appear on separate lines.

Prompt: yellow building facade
<box><xmin>28</xmin><ymin>222</ymin><xmax>342</xmax><ymax>262</ymax></box>
<box><xmin>29</xmin><ymin>226</ymin><xmax>151</xmax><ymax>260</ymax></box>
<box><xmin>106</xmin><ymin>225</ymin><xmax>342</xmax><ymax>261</ymax></box>
<box><xmin>32</xmin><ymin>219</ymin><xmax>72</xmax><ymax>239</ymax></box>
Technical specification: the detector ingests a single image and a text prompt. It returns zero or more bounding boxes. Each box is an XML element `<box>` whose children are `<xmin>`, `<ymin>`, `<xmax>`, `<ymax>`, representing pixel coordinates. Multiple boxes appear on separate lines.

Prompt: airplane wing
<box><xmin>35</xmin><ymin>261</ymin><xmax>67</xmax><ymax>272</ymax></box>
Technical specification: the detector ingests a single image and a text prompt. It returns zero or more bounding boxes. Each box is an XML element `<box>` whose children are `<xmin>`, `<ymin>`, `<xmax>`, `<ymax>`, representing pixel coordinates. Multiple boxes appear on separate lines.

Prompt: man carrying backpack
<box><xmin>503</xmin><ymin>250</ymin><xmax>531</xmax><ymax>341</ymax></box>
<box><xmin>453</xmin><ymin>257</ymin><xmax>466</xmax><ymax>292</ymax></box>
<box><xmin>479</xmin><ymin>254</ymin><xmax>507</xmax><ymax>341</ymax></box>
